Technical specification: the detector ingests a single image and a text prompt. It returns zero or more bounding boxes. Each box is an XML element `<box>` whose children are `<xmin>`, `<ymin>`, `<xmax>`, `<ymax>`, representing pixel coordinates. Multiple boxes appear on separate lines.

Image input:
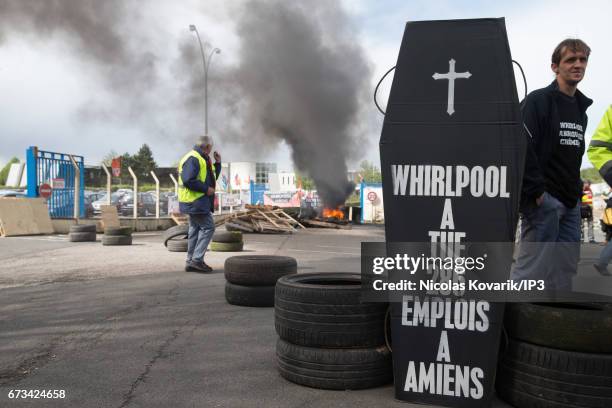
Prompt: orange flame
<box><xmin>322</xmin><ymin>207</ymin><xmax>345</xmax><ymax>219</ymax></box>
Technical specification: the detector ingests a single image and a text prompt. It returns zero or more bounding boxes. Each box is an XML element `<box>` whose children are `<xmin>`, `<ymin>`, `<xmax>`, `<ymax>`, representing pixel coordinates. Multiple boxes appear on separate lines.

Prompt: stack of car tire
<box><xmin>102</xmin><ymin>226</ymin><xmax>132</xmax><ymax>246</ymax></box>
<box><xmin>163</xmin><ymin>225</ymin><xmax>189</xmax><ymax>252</ymax></box>
<box><xmin>497</xmin><ymin>302</ymin><xmax>612</xmax><ymax>408</ymax></box>
<box><xmin>211</xmin><ymin>231</ymin><xmax>243</xmax><ymax>252</ymax></box>
<box><xmin>274</xmin><ymin>273</ymin><xmax>392</xmax><ymax>390</ymax></box>
<box><xmin>68</xmin><ymin>224</ymin><xmax>97</xmax><ymax>242</ymax></box>
<box><xmin>224</xmin><ymin>255</ymin><xmax>297</xmax><ymax>307</ymax></box>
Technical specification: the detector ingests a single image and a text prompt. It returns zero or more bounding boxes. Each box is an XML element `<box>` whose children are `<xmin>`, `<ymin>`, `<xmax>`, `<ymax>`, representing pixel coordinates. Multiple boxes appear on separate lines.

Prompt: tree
<box><xmin>295</xmin><ymin>171</ymin><xmax>316</xmax><ymax>190</ymax></box>
<box><xmin>0</xmin><ymin>157</ymin><xmax>20</xmax><ymax>186</ymax></box>
<box><xmin>120</xmin><ymin>152</ymin><xmax>135</xmax><ymax>184</ymax></box>
<box><xmin>132</xmin><ymin>144</ymin><xmax>157</xmax><ymax>180</ymax></box>
<box><xmin>101</xmin><ymin>150</ymin><xmax>119</xmax><ymax>167</ymax></box>
<box><xmin>359</xmin><ymin>160</ymin><xmax>382</xmax><ymax>183</ymax></box>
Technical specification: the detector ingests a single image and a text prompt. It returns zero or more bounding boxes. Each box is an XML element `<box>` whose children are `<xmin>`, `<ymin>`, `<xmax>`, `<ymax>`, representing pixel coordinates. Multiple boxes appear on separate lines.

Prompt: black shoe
<box><xmin>185</xmin><ymin>261</ymin><xmax>200</xmax><ymax>272</ymax></box>
<box><xmin>186</xmin><ymin>261</ymin><xmax>212</xmax><ymax>273</ymax></box>
<box><xmin>593</xmin><ymin>263</ymin><xmax>612</xmax><ymax>277</ymax></box>
<box><xmin>590</xmin><ymin>240</ymin><xmax>597</xmax><ymax>244</ymax></box>
<box><xmin>185</xmin><ymin>261</ymin><xmax>210</xmax><ymax>273</ymax></box>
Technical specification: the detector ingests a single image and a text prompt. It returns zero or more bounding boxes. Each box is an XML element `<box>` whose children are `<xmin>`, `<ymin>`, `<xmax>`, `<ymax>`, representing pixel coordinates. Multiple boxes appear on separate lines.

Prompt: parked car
<box><xmin>0</xmin><ymin>190</ymin><xmax>26</xmax><ymax>198</ymax></box>
<box><xmin>83</xmin><ymin>196</ymin><xmax>95</xmax><ymax>218</ymax></box>
<box><xmin>120</xmin><ymin>192</ymin><xmax>156</xmax><ymax>217</ymax></box>
<box><xmin>91</xmin><ymin>192</ymin><xmax>124</xmax><ymax>215</ymax></box>
<box><xmin>84</xmin><ymin>191</ymin><xmax>106</xmax><ymax>218</ymax></box>
<box><xmin>158</xmin><ymin>192</ymin><xmax>176</xmax><ymax>215</ymax></box>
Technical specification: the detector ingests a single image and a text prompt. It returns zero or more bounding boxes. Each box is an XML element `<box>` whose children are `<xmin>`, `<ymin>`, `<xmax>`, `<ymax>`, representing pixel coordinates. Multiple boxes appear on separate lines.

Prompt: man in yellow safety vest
<box><xmin>178</xmin><ymin>135</ymin><xmax>221</xmax><ymax>272</ymax></box>
<box><xmin>588</xmin><ymin>105</ymin><xmax>612</xmax><ymax>275</ymax></box>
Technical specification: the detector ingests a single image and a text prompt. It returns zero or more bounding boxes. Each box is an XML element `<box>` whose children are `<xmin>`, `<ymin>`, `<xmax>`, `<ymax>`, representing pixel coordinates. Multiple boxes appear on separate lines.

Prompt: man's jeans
<box><xmin>511</xmin><ymin>192</ymin><xmax>581</xmax><ymax>291</ymax></box>
<box><xmin>596</xmin><ymin>241</ymin><xmax>612</xmax><ymax>270</ymax></box>
<box><xmin>187</xmin><ymin>213</ymin><xmax>215</xmax><ymax>263</ymax></box>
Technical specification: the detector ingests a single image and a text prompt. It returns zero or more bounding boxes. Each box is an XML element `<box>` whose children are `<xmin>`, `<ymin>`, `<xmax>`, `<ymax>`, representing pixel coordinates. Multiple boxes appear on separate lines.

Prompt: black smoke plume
<box><xmin>228</xmin><ymin>0</ymin><xmax>372</xmax><ymax>206</ymax></box>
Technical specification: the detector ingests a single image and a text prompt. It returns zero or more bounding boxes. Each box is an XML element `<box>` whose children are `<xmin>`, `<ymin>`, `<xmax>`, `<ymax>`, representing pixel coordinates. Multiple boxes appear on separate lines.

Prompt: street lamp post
<box><xmin>189</xmin><ymin>24</ymin><xmax>221</xmax><ymax>136</ymax></box>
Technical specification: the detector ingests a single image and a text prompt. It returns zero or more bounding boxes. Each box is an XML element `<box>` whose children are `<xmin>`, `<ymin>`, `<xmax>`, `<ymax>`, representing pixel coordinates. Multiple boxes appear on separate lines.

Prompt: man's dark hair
<box><xmin>552</xmin><ymin>39</ymin><xmax>591</xmax><ymax>65</ymax></box>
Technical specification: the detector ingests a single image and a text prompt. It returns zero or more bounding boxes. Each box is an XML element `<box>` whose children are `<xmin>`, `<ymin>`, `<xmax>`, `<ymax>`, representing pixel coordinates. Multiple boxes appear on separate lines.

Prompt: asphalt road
<box><xmin>1</xmin><ymin>225</ymin><xmax>607</xmax><ymax>407</ymax></box>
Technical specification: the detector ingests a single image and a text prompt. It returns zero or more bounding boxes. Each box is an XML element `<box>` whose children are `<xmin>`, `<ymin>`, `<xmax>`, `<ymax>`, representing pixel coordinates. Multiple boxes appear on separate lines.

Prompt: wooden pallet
<box><xmin>221</xmin><ymin>205</ymin><xmax>305</xmax><ymax>234</ymax></box>
<box><xmin>170</xmin><ymin>212</ymin><xmax>189</xmax><ymax>225</ymax></box>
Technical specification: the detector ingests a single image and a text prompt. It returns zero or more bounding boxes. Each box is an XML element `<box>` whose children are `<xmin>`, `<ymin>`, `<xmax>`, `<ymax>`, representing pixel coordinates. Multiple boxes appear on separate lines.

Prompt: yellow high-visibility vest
<box><xmin>177</xmin><ymin>150</ymin><xmax>217</xmax><ymax>203</ymax></box>
<box><xmin>588</xmin><ymin>105</ymin><xmax>612</xmax><ymax>178</ymax></box>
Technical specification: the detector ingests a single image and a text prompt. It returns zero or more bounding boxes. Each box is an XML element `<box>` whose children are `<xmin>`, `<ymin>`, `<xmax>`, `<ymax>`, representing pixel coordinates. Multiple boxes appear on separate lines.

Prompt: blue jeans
<box><xmin>187</xmin><ymin>213</ymin><xmax>215</xmax><ymax>263</ymax></box>
<box><xmin>511</xmin><ymin>192</ymin><xmax>581</xmax><ymax>291</ymax></box>
<box><xmin>596</xmin><ymin>240</ymin><xmax>612</xmax><ymax>269</ymax></box>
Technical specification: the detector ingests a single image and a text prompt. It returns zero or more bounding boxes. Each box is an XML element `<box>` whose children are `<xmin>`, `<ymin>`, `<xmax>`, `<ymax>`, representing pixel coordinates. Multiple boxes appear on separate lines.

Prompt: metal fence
<box><xmin>26</xmin><ymin>146</ymin><xmax>85</xmax><ymax>218</ymax></box>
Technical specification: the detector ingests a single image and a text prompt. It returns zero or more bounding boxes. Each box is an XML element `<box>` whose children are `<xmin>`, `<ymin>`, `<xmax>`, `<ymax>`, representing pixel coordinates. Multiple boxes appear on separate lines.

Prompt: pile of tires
<box><xmin>102</xmin><ymin>226</ymin><xmax>132</xmax><ymax>246</ymax></box>
<box><xmin>211</xmin><ymin>231</ymin><xmax>243</xmax><ymax>252</ymax></box>
<box><xmin>163</xmin><ymin>225</ymin><xmax>189</xmax><ymax>252</ymax></box>
<box><xmin>497</xmin><ymin>302</ymin><xmax>612</xmax><ymax>407</ymax></box>
<box><xmin>69</xmin><ymin>224</ymin><xmax>97</xmax><ymax>242</ymax></box>
<box><xmin>224</xmin><ymin>255</ymin><xmax>297</xmax><ymax>307</ymax></box>
<box><xmin>275</xmin><ymin>273</ymin><xmax>391</xmax><ymax>390</ymax></box>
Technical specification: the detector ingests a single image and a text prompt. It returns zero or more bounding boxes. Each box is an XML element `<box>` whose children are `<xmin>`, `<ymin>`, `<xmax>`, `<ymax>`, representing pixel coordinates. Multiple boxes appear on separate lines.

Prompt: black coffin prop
<box><xmin>379</xmin><ymin>19</ymin><xmax>525</xmax><ymax>407</ymax></box>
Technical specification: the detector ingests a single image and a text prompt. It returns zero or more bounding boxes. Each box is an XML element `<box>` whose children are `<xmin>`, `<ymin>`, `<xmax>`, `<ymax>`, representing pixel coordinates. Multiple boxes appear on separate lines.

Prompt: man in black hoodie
<box><xmin>512</xmin><ymin>39</ymin><xmax>592</xmax><ymax>291</ymax></box>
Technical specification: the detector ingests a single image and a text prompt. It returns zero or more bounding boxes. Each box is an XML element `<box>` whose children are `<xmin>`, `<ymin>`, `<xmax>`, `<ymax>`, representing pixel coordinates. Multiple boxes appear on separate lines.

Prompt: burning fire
<box><xmin>322</xmin><ymin>207</ymin><xmax>345</xmax><ymax>220</ymax></box>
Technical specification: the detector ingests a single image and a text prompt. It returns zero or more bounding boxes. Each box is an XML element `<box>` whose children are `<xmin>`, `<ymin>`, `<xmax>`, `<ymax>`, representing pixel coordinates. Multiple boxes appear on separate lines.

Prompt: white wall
<box><xmin>6</xmin><ymin>163</ymin><xmax>24</xmax><ymax>187</ymax></box>
<box><xmin>229</xmin><ymin>162</ymin><xmax>255</xmax><ymax>190</ymax></box>
<box><xmin>268</xmin><ymin>172</ymin><xmax>296</xmax><ymax>192</ymax></box>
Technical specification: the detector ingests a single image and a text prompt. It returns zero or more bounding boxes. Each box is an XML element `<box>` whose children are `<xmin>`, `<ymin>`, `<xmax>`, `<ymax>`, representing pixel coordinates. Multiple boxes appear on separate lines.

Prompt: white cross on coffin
<box><xmin>432</xmin><ymin>59</ymin><xmax>472</xmax><ymax>116</ymax></box>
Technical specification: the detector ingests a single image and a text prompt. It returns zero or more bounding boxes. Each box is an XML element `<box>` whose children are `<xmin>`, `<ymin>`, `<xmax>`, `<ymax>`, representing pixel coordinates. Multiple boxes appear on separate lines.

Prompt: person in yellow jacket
<box><xmin>178</xmin><ymin>135</ymin><xmax>221</xmax><ymax>272</ymax></box>
<box><xmin>580</xmin><ymin>179</ymin><xmax>595</xmax><ymax>243</ymax></box>
<box><xmin>587</xmin><ymin>105</ymin><xmax>612</xmax><ymax>275</ymax></box>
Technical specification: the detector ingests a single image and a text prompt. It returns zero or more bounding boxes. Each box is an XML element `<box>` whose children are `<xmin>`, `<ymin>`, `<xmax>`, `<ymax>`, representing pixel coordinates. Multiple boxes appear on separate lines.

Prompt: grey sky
<box><xmin>0</xmin><ymin>0</ymin><xmax>609</xmax><ymax>172</ymax></box>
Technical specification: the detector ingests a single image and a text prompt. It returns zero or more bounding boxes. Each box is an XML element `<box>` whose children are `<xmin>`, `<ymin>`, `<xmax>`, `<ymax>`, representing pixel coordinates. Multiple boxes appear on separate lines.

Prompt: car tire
<box><xmin>167</xmin><ymin>239</ymin><xmax>188</xmax><ymax>252</ymax></box>
<box><xmin>276</xmin><ymin>338</ymin><xmax>392</xmax><ymax>390</ymax></box>
<box><xmin>68</xmin><ymin>231</ymin><xmax>96</xmax><ymax>242</ymax></box>
<box><xmin>225</xmin><ymin>282</ymin><xmax>275</xmax><ymax>307</ymax></box>
<box><xmin>102</xmin><ymin>235</ymin><xmax>132</xmax><ymax>246</ymax></box>
<box><xmin>212</xmin><ymin>231</ymin><xmax>243</xmax><ymax>243</ymax></box>
<box><xmin>70</xmin><ymin>224</ymin><xmax>96</xmax><ymax>233</ymax></box>
<box><xmin>505</xmin><ymin>302</ymin><xmax>612</xmax><ymax>353</ymax></box>
<box><xmin>225</xmin><ymin>223</ymin><xmax>249</xmax><ymax>233</ymax></box>
<box><xmin>497</xmin><ymin>339</ymin><xmax>612</xmax><ymax>408</ymax></box>
<box><xmin>104</xmin><ymin>226</ymin><xmax>132</xmax><ymax>236</ymax></box>
<box><xmin>224</xmin><ymin>255</ymin><xmax>297</xmax><ymax>286</ymax></box>
<box><xmin>211</xmin><ymin>241</ymin><xmax>244</xmax><ymax>252</ymax></box>
<box><xmin>275</xmin><ymin>273</ymin><xmax>386</xmax><ymax>348</ymax></box>
<box><xmin>162</xmin><ymin>225</ymin><xmax>189</xmax><ymax>246</ymax></box>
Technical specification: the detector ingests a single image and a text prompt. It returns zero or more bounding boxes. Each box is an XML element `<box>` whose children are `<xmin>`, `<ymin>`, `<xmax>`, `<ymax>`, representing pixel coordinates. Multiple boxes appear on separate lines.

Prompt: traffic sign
<box><xmin>52</xmin><ymin>178</ymin><xmax>65</xmax><ymax>189</ymax></box>
<box><xmin>111</xmin><ymin>157</ymin><xmax>121</xmax><ymax>177</ymax></box>
<box><xmin>39</xmin><ymin>183</ymin><xmax>52</xmax><ymax>198</ymax></box>
<box><xmin>367</xmin><ymin>191</ymin><xmax>377</xmax><ymax>202</ymax></box>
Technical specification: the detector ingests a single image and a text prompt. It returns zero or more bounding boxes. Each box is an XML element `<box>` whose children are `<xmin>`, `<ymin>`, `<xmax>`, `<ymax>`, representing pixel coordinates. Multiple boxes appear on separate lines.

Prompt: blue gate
<box><xmin>26</xmin><ymin>146</ymin><xmax>85</xmax><ymax>218</ymax></box>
